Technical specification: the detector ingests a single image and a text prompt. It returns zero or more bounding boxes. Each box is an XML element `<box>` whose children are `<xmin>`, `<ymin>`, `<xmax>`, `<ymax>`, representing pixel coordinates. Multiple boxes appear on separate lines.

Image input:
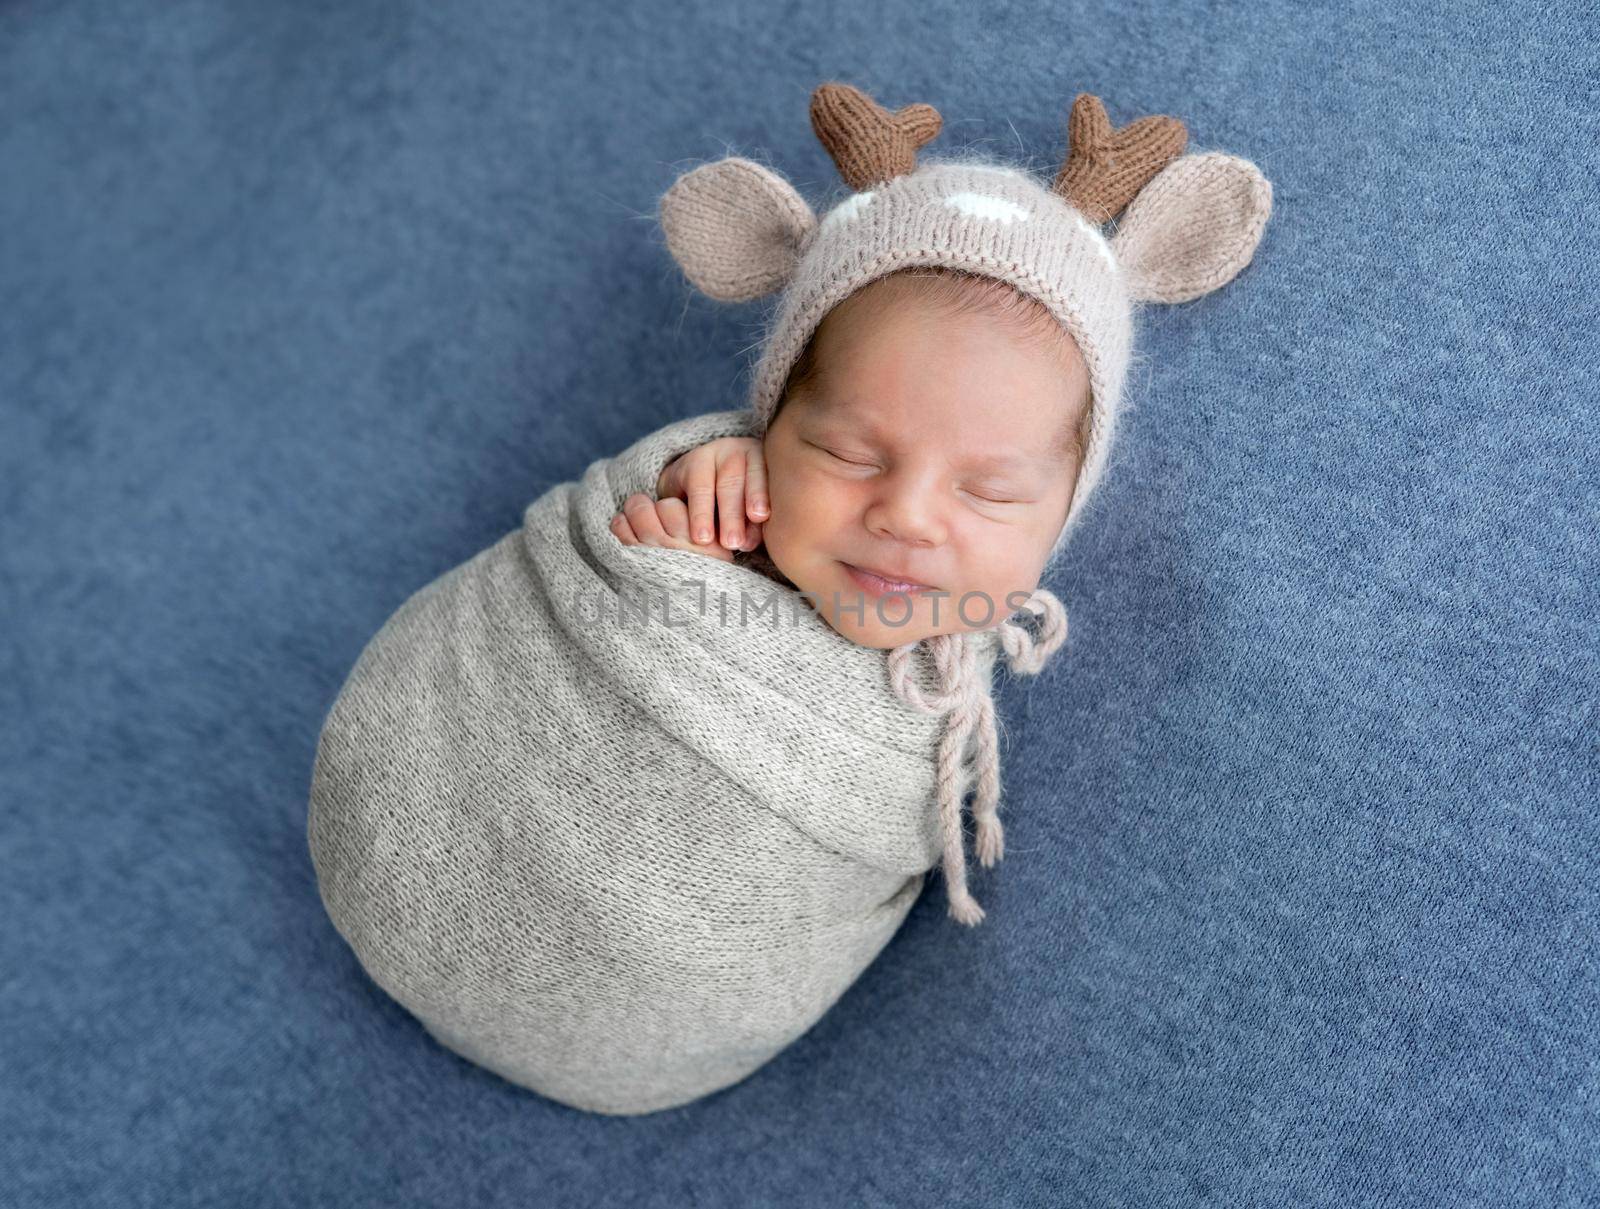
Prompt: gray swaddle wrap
<box><xmin>307</xmin><ymin>408</ymin><xmax>1069</xmax><ymax>1115</ymax></box>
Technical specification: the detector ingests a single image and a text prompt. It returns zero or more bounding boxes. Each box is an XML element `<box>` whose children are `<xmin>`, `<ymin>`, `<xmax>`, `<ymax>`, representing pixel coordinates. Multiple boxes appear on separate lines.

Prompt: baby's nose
<box><xmin>867</xmin><ymin>481</ymin><xmax>947</xmax><ymax>546</ymax></box>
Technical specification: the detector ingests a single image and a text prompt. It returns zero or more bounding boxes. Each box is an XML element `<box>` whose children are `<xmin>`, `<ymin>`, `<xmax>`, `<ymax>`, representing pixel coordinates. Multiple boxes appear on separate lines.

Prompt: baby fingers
<box><xmin>620</xmin><ymin>493</ymin><xmax>670</xmax><ymax>545</ymax></box>
<box><xmin>653</xmin><ymin>496</ymin><xmax>694</xmax><ymax>542</ymax></box>
<box><xmin>610</xmin><ymin>510</ymin><xmax>640</xmax><ymax>545</ymax></box>
<box><xmin>744</xmin><ymin>443</ymin><xmax>769</xmax><ymax>522</ymax></box>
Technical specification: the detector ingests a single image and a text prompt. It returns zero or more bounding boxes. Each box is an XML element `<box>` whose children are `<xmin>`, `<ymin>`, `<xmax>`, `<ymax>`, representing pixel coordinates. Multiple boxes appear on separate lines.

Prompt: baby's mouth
<box><xmin>839</xmin><ymin>561</ymin><xmax>935</xmax><ymax>597</ymax></box>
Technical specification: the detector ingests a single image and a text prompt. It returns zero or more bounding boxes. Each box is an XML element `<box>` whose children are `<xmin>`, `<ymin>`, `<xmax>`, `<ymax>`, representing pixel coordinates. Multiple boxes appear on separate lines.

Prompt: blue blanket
<box><xmin>3</xmin><ymin>0</ymin><xmax>1595</xmax><ymax>1204</ymax></box>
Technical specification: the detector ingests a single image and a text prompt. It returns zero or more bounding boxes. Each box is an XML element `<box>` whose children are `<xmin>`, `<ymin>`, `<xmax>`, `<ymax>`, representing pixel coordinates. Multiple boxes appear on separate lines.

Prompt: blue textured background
<box><xmin>4</xmin><ymin>1</ymin><xmax>1596</xmax><ymax>1205</ymax></box>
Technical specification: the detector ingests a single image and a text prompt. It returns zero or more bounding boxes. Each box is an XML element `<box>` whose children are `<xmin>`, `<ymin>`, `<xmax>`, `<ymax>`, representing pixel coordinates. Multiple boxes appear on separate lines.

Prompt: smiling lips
<box><xmin>841</xmin><ymin>562</ymin><xmax>934</xmax><ymax>596</ymax></box>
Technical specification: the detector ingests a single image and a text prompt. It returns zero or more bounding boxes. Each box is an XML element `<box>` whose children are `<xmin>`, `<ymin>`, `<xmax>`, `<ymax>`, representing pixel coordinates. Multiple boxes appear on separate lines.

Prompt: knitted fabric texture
<box><xmin>659</xmin><ymin>81</ymin><xmax>1273</xmax><ymax>921</ymax></box>
<box><xmin>307</xmin><ymin>407</ymin><xmax>1063</xmax><ymax>1114</ymax></box>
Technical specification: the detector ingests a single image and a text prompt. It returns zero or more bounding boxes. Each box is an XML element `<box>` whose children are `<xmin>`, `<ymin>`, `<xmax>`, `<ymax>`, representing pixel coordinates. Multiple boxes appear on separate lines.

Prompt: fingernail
<box><xmin>695</xmin><ymin>528</ymin><xmax>711</xmax><ymax>542</ymax></box>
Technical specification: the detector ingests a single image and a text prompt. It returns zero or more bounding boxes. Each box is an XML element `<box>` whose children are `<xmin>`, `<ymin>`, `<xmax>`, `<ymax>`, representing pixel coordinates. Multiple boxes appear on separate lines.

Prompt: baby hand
<box><xmin>610</xmin><ymin>493</ymin><xmax>737</xmax><ymax>563</ymax></box>
<box><xmin>653</xmin><ymin>437</ymin><xmax>769</xmax><ymax>552</ymax></box>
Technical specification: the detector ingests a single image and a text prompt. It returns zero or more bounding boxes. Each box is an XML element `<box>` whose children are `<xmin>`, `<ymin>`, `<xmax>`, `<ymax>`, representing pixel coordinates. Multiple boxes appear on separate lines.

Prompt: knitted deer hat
<box><xmin>660</xmin><ymin>81</ymin><xmax>1273</xmax><ymax>560</ymax></box>
<box><xmin>657</xmin><ymin>83</ymin><xmax>1273</xmax><ymax>925</ymax></box>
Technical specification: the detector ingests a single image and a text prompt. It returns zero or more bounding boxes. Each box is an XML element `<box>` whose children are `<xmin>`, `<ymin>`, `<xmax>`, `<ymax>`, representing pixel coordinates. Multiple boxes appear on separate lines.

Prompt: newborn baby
<box><xmin>611</xmin><ymin>265</ymin><xmax>1093</xmax><ymax>652</ymax></box>
<box><xmin>308</xmin><ymin>80</ymin><xmax>1271</xmax><ymax>1116</ymax></box>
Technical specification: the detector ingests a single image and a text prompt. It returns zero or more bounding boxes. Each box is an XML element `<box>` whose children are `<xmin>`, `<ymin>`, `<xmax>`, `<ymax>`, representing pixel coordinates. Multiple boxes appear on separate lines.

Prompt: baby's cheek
<box><xmin>952</xmin><ymin>545</ymin><xmax>1041</xmax><ymax>619</ymax></box>
<box><xmin>767</xmin><ymin>472</ymin><xmax>835</xmax><ymax>548</ymax></box>
<box><xmin>764</xmin><ymin>515</ymin><xmax>825</xmax><ymax>589</ymax></box>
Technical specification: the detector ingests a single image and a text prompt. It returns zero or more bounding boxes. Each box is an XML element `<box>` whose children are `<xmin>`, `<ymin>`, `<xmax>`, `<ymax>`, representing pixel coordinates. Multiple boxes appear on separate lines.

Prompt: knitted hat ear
<box><xmin>1109</xmin><ymin>151</ymin><xmax>1273</xmax><ymax>304</ymax></box>
<box><xmin>659</xmin><ymin>157</ymin><xmax>817</xmax><ymax>303</ymax></box>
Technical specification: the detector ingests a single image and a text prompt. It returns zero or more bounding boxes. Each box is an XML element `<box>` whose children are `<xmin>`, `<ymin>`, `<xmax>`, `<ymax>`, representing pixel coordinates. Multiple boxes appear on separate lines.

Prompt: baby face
<box><xmin>760</xmin><ymin>274</ymin><xmax>1091</xmax><ymax>649</ymax></box>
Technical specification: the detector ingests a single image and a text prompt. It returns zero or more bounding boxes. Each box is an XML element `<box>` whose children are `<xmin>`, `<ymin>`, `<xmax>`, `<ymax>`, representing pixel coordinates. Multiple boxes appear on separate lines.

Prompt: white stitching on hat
<box><xmin>941</xmin><ymin>192</ymin><xmax>1031</xmax><ymax>224</ymax></box>
<box><xmin>820</xmin><ymin>190</ymin><xmax>877</xmax><ymax>232</ymax></box>
<box><xmin>1070</xmin><ymin>211</ymin><xmax>1119</xmax><ymax>270</ymax></box>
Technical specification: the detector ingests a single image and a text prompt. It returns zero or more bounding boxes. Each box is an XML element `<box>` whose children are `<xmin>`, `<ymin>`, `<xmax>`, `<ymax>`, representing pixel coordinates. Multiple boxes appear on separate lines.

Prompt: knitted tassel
<box><xmin>971</xmin><ymin>693</ymin><xmax>1004</xmax><ymax>867</ymax></box>
<box><xmin>934</xmin><ymin>635</ymin><xmax>985</xmax><ymax>925</ymax></box>
<box><xmin>887</xmin><ymin>588</ymin><xmax>1070</xmax><ymax>926</ymax></box>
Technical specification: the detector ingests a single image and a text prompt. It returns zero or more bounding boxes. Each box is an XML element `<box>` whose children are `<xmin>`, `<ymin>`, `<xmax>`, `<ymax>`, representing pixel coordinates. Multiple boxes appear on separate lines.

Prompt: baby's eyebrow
<box><xmin>959</xmin><ymin>450</ymin><xmax>1048</xmax><ymax>474</ymax></box>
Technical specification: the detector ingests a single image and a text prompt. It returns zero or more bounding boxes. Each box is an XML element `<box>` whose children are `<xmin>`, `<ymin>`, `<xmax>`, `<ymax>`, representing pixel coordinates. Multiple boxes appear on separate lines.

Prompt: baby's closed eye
<box><xmin>962</xmin><ymin>483</ymin><xmax>1033</xmax><ymax>505</ymax></box>
<box><xmin>811</xmin><ymin>442</ymin><xmax>1035</xmax><ymax>507</ymax></box>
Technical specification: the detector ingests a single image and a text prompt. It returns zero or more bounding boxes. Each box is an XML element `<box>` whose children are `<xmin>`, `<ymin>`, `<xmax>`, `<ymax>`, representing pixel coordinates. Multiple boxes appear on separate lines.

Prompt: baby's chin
<box><xmin>775</xmin><ymin>551</ymin><xmax>1033</xmax><ymax>649</ymax></box>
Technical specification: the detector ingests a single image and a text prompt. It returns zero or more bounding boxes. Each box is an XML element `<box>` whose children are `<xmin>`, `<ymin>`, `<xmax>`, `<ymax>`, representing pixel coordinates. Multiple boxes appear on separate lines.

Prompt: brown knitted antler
<box><xmin>1052</xmin><ymin>93</ymin><xmax>1188</xmax><ymax>224</ymax></box>
<box><xmin>810</xmin><ymin>82</ymin><xmax>943</xmax><ymax>191</ymax></box>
